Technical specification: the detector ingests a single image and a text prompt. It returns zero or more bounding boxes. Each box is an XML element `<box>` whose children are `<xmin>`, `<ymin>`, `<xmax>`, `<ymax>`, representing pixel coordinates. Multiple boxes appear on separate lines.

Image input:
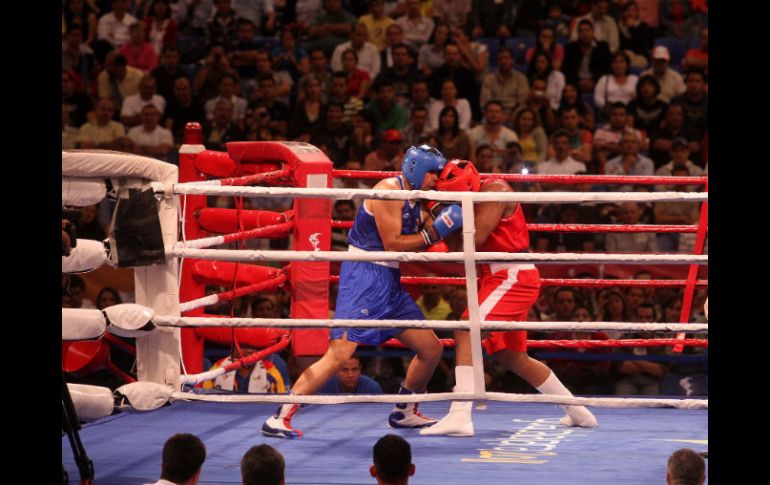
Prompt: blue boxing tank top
<box><xmin>347</xmin><ymin>176</ymin><xmax>422</xmax><ymax>251</ymax></box>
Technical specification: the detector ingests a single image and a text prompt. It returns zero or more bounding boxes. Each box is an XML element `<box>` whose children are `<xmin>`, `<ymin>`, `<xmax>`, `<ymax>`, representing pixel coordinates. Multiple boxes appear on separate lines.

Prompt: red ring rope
<box><xmin>218</xmin><ymin>220</ymin><xmax>294</xmax><ymax>244</ymax></box>
<box><xmin>215</xmin><ymin>169</ymin><xmax>293</xmax><ymax>186</ymax></box>
<box><xmin>381</xmin><ymin>338</ymin><xmax>707</xmax><ymax>349</ymax></box>
<box><xmin>329</xmin><ymin>275</ymin><xmax>708</xmax><ymax>288</ymax></box>
<box><xmin>217</xmin><ymin>334</ymin><xmax>291</xmax><ymax>374</ymax></box>
<box><xmin>332</xmin><ymin>220</ymin><xmax>700</xmax><ymax>233</ymax></box>
<box><xmin>182</xmin><ymin>274</ymin><xmax>288</xmax><ymax>313</ymax></box>
<box><xmin>331</xmin><ymin>170</ymin><xmax>707</xmax><ymax>186</ymax></box>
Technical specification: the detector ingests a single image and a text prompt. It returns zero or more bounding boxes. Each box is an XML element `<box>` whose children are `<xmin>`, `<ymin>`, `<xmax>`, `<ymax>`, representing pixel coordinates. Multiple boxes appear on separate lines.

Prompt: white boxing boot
<box><xmin>420</xmin><ymin>366</ymin><xmax>474</xmax><ymax>436</ymax></box>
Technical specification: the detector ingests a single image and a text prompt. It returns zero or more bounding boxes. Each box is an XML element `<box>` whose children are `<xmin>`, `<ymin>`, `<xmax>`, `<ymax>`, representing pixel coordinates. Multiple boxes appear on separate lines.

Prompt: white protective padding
<box><xmin>62</xmin><ymin>149</ymin><xmax>181</xmax><ymax>387</ymax></box>
<box><xmin>62</xmin><ymin>239</ymin><xmax>107</xmax><ymax>274</ymax></box>
<box><xmin>115</xmin><ymin>381</ymin><xmax>173</xmax><ymax>411</ymax></box>
<box><xmin>67</xmin><ymin>383</ymin><xmax>114</xmax><ymax>422</ymax></box>
<box><xmin>104</xmin><ymin>303</ymin><xmax>156</xmax><ymax>337</ymax></box>
<box><xmin>62</xmin><ymin>177</ymin><xmax>107</xmax><ymax>206</ymax></box>
<box><xmin>62</xmin><ymin>149</ymin><xmax>177</xmax><ymax>184</ymax></box>
<box><xmin>62</xmin><ymin>308</ymin><xmax>107</xmax><ymax>340</ymax></box>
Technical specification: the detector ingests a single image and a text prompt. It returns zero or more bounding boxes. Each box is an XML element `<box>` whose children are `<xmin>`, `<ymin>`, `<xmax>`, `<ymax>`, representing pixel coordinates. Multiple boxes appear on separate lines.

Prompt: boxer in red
<box><xmin>421</xmin><ymin>160</ymin><xmax>597</xmax><ymax>436</ymax></box>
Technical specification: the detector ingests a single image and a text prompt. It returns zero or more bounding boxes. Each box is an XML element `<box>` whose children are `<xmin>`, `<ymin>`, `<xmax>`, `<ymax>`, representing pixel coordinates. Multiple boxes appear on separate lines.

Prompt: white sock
<box><xmin>536</xmin><ymin>372</ymin><xmax>597</xmax><ymax>427</ymax></box>
<box><xmin>535</xmin><ymin>371</ymin><xmax>573</xmax><ymax>398</ymax></box>
<box><xmin>450</xmin><ymin>366</ymin><xmax>474</xmax><ymax>413</ymax></box>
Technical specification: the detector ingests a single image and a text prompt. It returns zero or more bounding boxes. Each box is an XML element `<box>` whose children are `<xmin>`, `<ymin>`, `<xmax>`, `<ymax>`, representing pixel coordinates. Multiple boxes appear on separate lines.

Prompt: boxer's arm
<box><xmin>370</xmin><ymin>180</ymin><xmax>428</xmax><ymax>251</ymax></box>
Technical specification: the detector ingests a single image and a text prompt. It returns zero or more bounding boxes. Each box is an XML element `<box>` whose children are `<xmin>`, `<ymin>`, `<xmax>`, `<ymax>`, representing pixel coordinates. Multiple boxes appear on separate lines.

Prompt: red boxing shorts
<box><xmin>463</xmin><ymin>263</ymin><xmax>541</xmax><ymax>354</ymax></box>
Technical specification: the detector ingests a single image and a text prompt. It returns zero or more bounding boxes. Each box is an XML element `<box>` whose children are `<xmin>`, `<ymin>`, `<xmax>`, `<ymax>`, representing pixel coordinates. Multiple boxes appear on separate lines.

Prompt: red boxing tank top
<box><xmin>478</xmin><ymin>178</ymin><xmax>530</xmax><ymax>253</ymax></box>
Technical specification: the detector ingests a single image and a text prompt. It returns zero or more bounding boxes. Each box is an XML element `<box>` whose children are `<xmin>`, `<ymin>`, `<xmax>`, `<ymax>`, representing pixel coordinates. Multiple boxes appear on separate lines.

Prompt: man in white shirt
<box><xmin>121</xmin><ymin>75</ymin><xmax>167</xmax><ymax>127</ymax></box>
<box><xmin>97</xmin><ymin>0</ymin><xmax>137</xmax><ymax>49</ymax></box>
<box><xmin>128</xmin><ymin>105</ymin><xmax>174</xmax><ymax>162</ymax></box>
<box><xmin>605</xmin><ymin>202</ymin><xmax>658</xmax><ymax>253</ymax></box>
<box><xmin>331</xmin><ymin>23</ymin><xmax>382</xmax><ymax>78</ymax></box>
<box><xmin>655</xmin><ymin>137</ymin><xmax>704</xmax><ymax>190</ymax></box>
<box><xmin>395</xmin><ymin>0</ymin><xmax>434</xmax><ymax>50</ymax></box>
<box><xmin>538</xmin><ymin>130</ymin><xmax>588</xmax><ymax>180</ymax></box>
<box><xmin>466</xmin><ymin>101</ymin><xmax>518</xmax><ymax>168</ymax></box>
<box><xmin>604</xmin><ymin>131</ymin><xmax>654</xmax><ymax>190</ymax></box>
<box><xmin>204</xmin><ymin>73</ymin><xmax>248</xmax><ymax>125</ymax></box>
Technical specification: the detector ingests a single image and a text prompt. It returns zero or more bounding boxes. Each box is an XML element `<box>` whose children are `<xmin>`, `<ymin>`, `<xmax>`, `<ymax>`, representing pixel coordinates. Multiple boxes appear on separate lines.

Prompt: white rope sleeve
<box><xmin>180</xmin><ymin>368</ymin><xmax>225</xmax><ymax>385</ymax></box>
<box><xmin>176</xmin><ymin>234</ymin><xmax>226</xmax><ymax>249</ymax></box>
<box><xmin>169</xmin><ymin>390</ymin><xmax>707</xmax><ymax>410</ymax></box>
<box><xmin>179</xmin><ymin>294</ymin><xmax>220</xmax><ymax>313</ymax></box>
<box><xmin>169</xmin><ymin>248</ymin><xmax>708</xmax><ymax>265</ymax></box>
<box><xmin>150</xmin><ymin>315</ymin><xmax>708</xmax><ymax>333</ymax></box>
<box><xmin>170</xmin><ymin>184</ymin><xmax>708</xmax><ymax>204</ymax></box>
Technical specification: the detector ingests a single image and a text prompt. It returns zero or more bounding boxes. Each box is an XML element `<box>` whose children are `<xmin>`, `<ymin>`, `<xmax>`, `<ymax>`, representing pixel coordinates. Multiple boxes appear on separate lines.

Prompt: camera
<box><xmin>62</xmin><ymin>220</ymin><xmax>78</xmax><ymax>256</ymax></box>
<box><xmin>62</xmin><ymin>206</ymin><xmax>82</xmax><ymax>256</ymax></box>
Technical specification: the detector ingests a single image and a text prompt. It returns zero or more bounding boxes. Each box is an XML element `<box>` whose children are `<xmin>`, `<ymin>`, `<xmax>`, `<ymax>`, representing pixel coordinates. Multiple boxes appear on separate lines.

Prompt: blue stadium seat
<box><xmin>476</xmin><ymin>37</ymin><xmax>501</xmax><ymax>68</ymax></box>
<box><xmin>255</xmin><ymin>36</ymin><xmax>280</xmax><ymax>52</ymax></box>
<box><xmin>653</xmin><ymin>38</ymin><xmax>688</xmax><ymax>68</ymax></box>
<box><xmin>505</xmin><ymin>37</ymin><xmax>536</xmax><ymax>66</ymax></box>
<box><xmin>178</xmin><ymin>35</ymin><xmax>208</xmax><ymax>64</ymax></box>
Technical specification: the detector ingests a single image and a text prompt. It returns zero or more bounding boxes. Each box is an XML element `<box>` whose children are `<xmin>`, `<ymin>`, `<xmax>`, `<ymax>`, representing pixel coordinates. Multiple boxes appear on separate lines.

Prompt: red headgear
<box><xmin>436</xmin><ymin>160</ymin><xmax>481</xmax><ymax>192</ymax></box>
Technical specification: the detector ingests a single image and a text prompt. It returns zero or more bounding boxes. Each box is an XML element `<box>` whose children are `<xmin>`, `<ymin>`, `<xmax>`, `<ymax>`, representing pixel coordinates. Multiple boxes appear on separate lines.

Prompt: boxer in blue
<box><xmin>262</xmin><ymin>145</ymin><xmax>464</xmax><ymax>438</ymax></box>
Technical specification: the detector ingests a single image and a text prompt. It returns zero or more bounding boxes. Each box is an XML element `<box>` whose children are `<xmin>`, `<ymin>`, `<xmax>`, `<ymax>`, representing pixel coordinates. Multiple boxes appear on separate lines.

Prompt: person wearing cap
<box><xmin>641</xmin><ymin>45</ymin><xmax>685</xmax><ymax>103</ymax></box>
<box><xmin>261</xmin><ymin>145</ymin><xmax>460</xmax><ymax>438</ymax></box>
<box><xmin>683</xmin><ymin>28</ymin><xmax>708</xmax><ymax>75</ymax></box>
<box><xmin>655</xmin><ymin>137</ymin><xmax>704</xmax><ymax>179</ymax></box>
<box><xmin>363</xmin><ymin>128</ymin><xmax>405</xmax><ymax>173</ymax></box>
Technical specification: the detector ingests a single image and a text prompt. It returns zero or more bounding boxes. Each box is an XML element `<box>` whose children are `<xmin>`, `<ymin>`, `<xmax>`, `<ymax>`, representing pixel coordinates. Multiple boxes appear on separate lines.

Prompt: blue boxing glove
<box><xmin>420</xmin><ymin>204</ymin><xmax>463</xmax><ymax>246</ymax></box>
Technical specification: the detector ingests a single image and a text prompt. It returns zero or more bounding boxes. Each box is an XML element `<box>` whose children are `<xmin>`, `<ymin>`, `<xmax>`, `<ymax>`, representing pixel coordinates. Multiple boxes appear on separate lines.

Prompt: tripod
<box><xmin>62</xmin><ymin>372</ymin><xmax>94</xmax><ymax>485</ymax></box>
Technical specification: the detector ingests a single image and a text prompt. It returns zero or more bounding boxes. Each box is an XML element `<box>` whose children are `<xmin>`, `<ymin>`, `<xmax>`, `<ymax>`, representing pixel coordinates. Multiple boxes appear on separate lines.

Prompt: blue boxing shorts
<box><xmin>331</xmin><ymin>261</ymin><xmax>424</xmax><ymax>345</ymax></box>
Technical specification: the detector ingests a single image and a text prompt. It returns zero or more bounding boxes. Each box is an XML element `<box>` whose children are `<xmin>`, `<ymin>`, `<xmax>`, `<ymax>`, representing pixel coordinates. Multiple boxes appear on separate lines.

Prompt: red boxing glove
<box><xmin>427</xmin><ymin>241</ymin><xmax>449</xmax><ymax>252</ymax></box>
<box><xmin>425</xmin><ymin>200</ymin><xmax>447</xmax><ymax>219</ymax></box>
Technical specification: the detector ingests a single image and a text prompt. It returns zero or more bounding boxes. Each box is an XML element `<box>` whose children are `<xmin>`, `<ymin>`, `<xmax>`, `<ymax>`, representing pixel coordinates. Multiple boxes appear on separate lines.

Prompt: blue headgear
<box><xmin>402</xmin><ymin>145</ymin><xmax>447</xmax><ymax>190</ymax></box>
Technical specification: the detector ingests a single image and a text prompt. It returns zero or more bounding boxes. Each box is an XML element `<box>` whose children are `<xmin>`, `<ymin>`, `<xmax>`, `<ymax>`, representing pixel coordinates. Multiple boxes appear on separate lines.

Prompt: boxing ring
<box><xmin>62</xmin><ymin>130</ymin><xmax>707</xmax><ymax>484</ymax></box>
<box><xmin>64</xmin><ymin>401</ymin><xmax>706</xmax><ymax>484</ymax></box>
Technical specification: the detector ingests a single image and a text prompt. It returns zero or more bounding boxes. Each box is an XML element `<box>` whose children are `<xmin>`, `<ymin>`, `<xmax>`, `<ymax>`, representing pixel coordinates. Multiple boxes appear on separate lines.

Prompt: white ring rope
<box><xmin>170</xmin><ymin>391</ymin><xmax>707</xmax><ymax>410</ymax></box>
<box><xmin>176</xmin><ymin>234</ymin><xmax>227</xmax><ymax>249</ymax></box>
<box><xmin>152</xmin><ymin>315</ymin><xmax>707</xmax><ymax>333</ymax></box>
<box><xmin>166</xmin><ymin>183</ymin><xmax>708</xmax><ymax>204</ymax></box>
<box><xmin>170</xmin><ymin>248</ymin><xmax>708</xmax><ymax>265</ymax></box>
